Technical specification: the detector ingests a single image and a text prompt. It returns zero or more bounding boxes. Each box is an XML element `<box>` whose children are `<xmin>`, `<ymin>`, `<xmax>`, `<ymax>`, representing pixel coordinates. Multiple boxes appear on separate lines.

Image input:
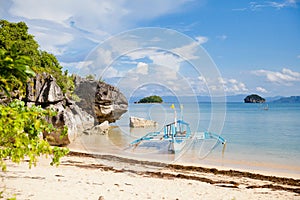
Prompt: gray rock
<box><xmin>26</xmin><ymin>73</ymin><xmax>64</xmax><ymax>105</ymax></box>
<box><xmin>23</xmin><ymin>74</ymin><xmax>127</xmax><ymax>146</ymax></box>
<box><xmin>26</xmin><ymin>74</ymin><xmax>94</xmax><ymax>146</ymax></box>
<box><xmin>84</xmin><ymin>121</ymin><xmax>110</xmax><ymax>135</ymax></box>
<box><xmin>94</xmin><ymin>82</ymin><xmax>128</xmax><ymax>123</ymax></box>
<box><xmin>74</xmin><ymin>78</ymin><xmax>128</xmax><ymax>124</ymax></box>
<box><xmin>129</xmin><ymin>116</ymin><xmax>158</xmax><ymax>128</ymax></box>
<box><xmin>73</xmin><ymin>76</ymin><xmax>98</xmax><ymax>117</ymax></box>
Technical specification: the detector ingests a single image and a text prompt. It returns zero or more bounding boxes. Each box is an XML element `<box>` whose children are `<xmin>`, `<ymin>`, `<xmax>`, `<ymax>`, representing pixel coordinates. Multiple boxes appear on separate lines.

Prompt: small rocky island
<box><xmin>135</xmin><ymin>95</ymin><xmax>163</xmax><ymax>104</ymax></box>
<box><xmin>244</xmin><ymin>94</ymin><xmax>266</xmax><ymax>103</ymax></box>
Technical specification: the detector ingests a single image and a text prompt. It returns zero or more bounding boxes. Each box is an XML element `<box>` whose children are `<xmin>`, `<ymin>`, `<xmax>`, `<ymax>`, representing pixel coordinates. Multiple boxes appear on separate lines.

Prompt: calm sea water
<box><xmin>75</xmin><ymin>102</ymin><xmax>300</xmax><ymax>175</ymax></box>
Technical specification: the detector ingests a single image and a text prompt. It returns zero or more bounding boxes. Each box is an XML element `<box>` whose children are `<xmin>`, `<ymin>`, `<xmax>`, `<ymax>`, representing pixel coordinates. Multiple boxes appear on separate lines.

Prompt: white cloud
<box><xmin>171</xmin><ymin>36</ymin><xmax>208</xmax><ymax>60</ymax></box>
<box><xmin>256</xmin><ymin>87</ymin><xmax>268</xmax><ymax>93</ymax></box>
<box><xmin>195</xmin><ymin>36</ymin><xmax>208</xmax><ymax>45</ymax></box>
<box><xmin>136</xmin><ymin>62</ymin><xmax>148</xmax><ymax>75</ymax></box>
<box><xmin>117</xmin><ymin>64</ymin><xmax>193</xmax><ymax>97</ymax></box>
<box><xmin>251</xmin><ymin>68</ymin><xmax>300</xmax><ymax>85</ymax></box>
<box><xmin>217</xmin><ymin>78</ymin><xmax>248</xmax><ymax>94</ymax></box>
<box><xmin>249</xmin><ymin>0</ymin><xmax>297</xmax><ymax>11</ymax></box>
<box><xmin>126</xmin><ymin>49</ymin><xmax>182</xmax><ymax>72</ymax></box>
<box><xmin>2</xmin><ymin>0</ymin><xmax>193</xmax><ymax>62</ymax></box>
<box><xmin>103</xmin><ymin>67</ymin><xmax>123</xmax><ymax>78</ymax></box>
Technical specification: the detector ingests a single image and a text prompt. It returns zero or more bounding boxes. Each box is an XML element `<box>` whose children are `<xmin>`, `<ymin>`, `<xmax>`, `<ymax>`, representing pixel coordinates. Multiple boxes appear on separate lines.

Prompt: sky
<box><xmin>1</xmin><ymin>0</ymin><xmax>299</xmax><ymax>97</ymax></box>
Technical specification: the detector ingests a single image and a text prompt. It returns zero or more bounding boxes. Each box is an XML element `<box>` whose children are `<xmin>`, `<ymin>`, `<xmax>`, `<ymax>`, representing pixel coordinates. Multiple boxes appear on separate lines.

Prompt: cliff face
<box><xmin>244</xmin><ymin>94</ymin><xmax>266</xmax><ymax>103</ymax></box>
<box><xmin>26</xmin><ymin>73</ymin><xmax>94</xmax><ymax>146</ymax></box>
<box><xmin>24</xmin><ymin>74</ymin><xmax>128</xmax><ymax>146</ymax></box>
<box><xmin>74</xmin><ymin>76</ymin><xmax>128</xmax><ymax>124</ymax></box>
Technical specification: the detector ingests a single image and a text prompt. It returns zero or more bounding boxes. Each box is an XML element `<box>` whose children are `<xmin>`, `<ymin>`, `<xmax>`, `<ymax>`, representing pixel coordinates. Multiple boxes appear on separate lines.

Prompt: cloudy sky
<box><xmin>1</xmin><ymin>0</ymin><xmax>299</xmax><ymax>97</ymax></box>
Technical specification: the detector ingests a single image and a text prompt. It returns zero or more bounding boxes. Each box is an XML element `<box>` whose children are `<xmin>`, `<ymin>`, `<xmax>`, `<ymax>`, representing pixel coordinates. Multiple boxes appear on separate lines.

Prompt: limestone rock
<box><xmin>74</xmin><ymin>77</ymin><xmax>128</xmax><ymax>124</ymax></box>
<box><xmin>27</xmin><ymin>74</ymin><xmax>94</xmax><ymax>146</ymax></box>
<box><xmin>73</xmin><ymin>76</ymin><xmax>98</xmax><ymax>118</ymax></box>
<box><xmin>26</xmin><ymin>73</ymin><xmax>64</xmax><ymax>105</ymax></box>
<box><xmin>129</xmin><ymin>116</ymin><xmax>158</xmax><ymax>128</ymax></box>
<box><xmin>94</xmin><ymin>82</ymin><xmax>128</xmax><ymax>123</ymax></box>
<box><xmin>84</xmin><ymin>121</ymin><xmax>110</xmax><ymax>135</ymax></box>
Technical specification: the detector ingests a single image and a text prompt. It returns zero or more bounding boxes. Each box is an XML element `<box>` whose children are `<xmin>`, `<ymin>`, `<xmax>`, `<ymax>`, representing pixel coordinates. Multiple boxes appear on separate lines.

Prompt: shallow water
<box><xmin>74</xmin><ymin>102</ymin><xmax>300</xmax><ymax>175</ymax></box>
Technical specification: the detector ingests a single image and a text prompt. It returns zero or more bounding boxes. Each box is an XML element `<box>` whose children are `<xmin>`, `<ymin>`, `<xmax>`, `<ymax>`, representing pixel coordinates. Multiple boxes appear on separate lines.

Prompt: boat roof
<box><xmin>165</xmin><ymin>120</ymin><xmax>190</xmax><ymax>127</ymax></box>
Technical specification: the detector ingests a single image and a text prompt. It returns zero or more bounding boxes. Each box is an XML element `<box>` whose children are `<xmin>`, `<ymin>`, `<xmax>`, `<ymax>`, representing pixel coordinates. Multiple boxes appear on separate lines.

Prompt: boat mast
<box><xmin>171</xmin><ymin>104</ymin><xmax>177</xmax><ymax>129</ymax></box>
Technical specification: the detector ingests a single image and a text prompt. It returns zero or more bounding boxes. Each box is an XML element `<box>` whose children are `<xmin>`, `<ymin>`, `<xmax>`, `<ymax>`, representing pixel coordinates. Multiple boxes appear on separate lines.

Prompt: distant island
<box><xmin>135</xmin><ymin>95</ymin><xmax>163</xmax><ymax>104</ymax></box>
<box><xmin>271</xmin><ymin>96</ymin><xmax>300</xmax><ymax>103</ymax></box>
<box><xmin>244</xmin><ymin>94</ymin><xmax>266</xmax><ymax>103</ymax></box>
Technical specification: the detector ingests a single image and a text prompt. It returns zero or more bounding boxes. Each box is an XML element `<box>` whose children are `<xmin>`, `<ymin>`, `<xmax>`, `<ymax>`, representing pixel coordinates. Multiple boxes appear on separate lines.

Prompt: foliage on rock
<box><xmin>244</xmin><ymin>94</ymin><xmax>266</xmax><ymax>103</ymax></box>
<box><xmin>0</xmin><ymin>20</ymin><xmax>71</xmax><ymax>170</ymax></box>
<box><xmin>0</xmin><ymin>100</ymin><xmax>69</xmax><ymax>171</ymax></box>
<box><xmin>0</xmin><ymin>20</ymin><xmax>74</xmax><ymax>97</ymax></box>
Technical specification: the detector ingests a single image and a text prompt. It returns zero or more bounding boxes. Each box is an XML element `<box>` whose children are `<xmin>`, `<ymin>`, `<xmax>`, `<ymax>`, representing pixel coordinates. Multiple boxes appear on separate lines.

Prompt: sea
<box><xmin>74</xmin><ymin>101</ymin><xmax>300</xmax><ymax>176</ymax></box>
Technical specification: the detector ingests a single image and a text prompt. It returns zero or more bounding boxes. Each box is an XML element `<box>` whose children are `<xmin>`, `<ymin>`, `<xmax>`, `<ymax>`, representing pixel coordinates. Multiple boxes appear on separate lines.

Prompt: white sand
<box><xmin>1</xmin><ymin>153</ymin><xmax>299</xmax><ymax>200</ymax></box>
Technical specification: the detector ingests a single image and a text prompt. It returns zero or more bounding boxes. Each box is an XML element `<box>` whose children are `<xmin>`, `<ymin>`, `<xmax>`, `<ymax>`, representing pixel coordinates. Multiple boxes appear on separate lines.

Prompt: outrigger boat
<box><xmin>130</xmin><ymin>104</ymin><xmax>226</xmax><ymax>154</ymax></box>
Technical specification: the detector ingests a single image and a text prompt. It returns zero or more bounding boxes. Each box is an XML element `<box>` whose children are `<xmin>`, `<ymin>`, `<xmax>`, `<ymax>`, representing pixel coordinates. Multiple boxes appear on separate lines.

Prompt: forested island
<box><xmin>135</xmin><ymin>95</ymin><xmax>163</xmax><ymax>103</ymax></box>
<box><xmin>244</xmin><ymin>94</ymin><xmax>266</xmax><ymax>103</ymax></box>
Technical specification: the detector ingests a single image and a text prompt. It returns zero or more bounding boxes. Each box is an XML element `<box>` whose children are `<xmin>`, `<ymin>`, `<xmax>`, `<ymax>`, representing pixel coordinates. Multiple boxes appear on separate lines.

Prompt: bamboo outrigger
<box><xmin>130</xmin><ymin>104</ymin><xmax>226</xmax><ymax>154</ymax></box>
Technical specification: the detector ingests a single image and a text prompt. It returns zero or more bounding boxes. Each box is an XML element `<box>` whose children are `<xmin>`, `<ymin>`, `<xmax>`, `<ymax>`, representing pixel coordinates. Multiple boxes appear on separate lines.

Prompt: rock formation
<box><xmin>83</xmin><ymin>121</ymin><xmax>111</xmax><ymax>135</ymax></box>
<box><xmin>26</xmin><ymin>73</ymin><xmax>94</xmax><ymax>146</ymax></box>
<box><xmin>11</xmin><ymin>73</ymin><xmax>128</xmax><ymax>146</ymax></box>
<box><xmin>74</xmin><ymin>77</ymin><xmax>128</xmax><ymax>124</ymax></box>
<box><xmin>244</xmin><ymin>94</ymin><xmax>266</xmax><ymax>103</ymax></box>
<box><xmin>129</xmin><ymin>116</ymin><xmax>158</xmax><ymax>128</ymax></box>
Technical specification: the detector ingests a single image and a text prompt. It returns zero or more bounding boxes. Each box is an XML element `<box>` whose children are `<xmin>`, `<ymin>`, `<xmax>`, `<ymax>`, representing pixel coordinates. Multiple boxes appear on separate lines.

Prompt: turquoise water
<box><xmin>77</xmin><ymin>102</ymin><xmax>300</xmax><ymax>175</ymax></box>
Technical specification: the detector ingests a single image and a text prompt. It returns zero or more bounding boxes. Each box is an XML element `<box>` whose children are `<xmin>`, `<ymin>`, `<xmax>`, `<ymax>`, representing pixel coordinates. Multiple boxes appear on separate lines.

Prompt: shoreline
<box><xmin>1</xmin><ymin>149</ymin><xmax>300</xmax><ymax>199</ymax></box>
<box><xmin>68</xmin><ymin>150</ymin><xmax>300</xmax><ymax>186</ymax></box>
<box><xmin>68</xmin><ymin>137</ymin><xmax>300</xmax><ymax>179</ymax></box>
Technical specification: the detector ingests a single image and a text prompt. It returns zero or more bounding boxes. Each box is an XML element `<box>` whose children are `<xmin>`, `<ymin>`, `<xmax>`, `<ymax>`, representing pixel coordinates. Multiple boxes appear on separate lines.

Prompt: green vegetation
<box><xmin>244</xmin><ymin>94</ymin><xmax>266</xmax><ymax>103</ymax></box>
<box><xmin>0</xmin><ymin>20</ymin><xmax>70</xmax><ymax>172</ymax></box>
<box><xmin>0</xmin><ymin>48</ymin><xmax>35</xmax><ymax>98</ymax></box>
<box><xmin>137</xmin><ymin>95</ymin><xmax>163</xmax><ymax>103</ymax></box>
<box><xmin>0</xmin><ymin>20</ymin><xmax>74</xmax><ymax>97</ymax></box>
<box><xmin>0</xmin><ymin>100</ymin><xmax>69</xmax><ymax>171</ymax></box>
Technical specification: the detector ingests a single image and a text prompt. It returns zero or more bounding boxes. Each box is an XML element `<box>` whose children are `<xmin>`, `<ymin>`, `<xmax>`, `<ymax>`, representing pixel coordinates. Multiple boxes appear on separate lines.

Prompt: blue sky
<box><xmin>1</xmin><ymin>0</ymin><xmax>299</xmax><ymax>97</ymax></box>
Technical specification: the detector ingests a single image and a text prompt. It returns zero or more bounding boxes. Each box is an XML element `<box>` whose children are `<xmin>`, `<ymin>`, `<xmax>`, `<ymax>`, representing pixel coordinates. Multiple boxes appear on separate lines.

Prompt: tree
<box><xmin>0</xmin><ymin>48</ymin><xmax>35</xmax><ymax>99</ymax></box>
<box><xmin>244</xmin><ymin>94</ymin><xmax>266</xmax><ymax>103</ymax></box>
<box><xmin>0</xmin><ymin>20</ymin><xmax>69</xmax><ymax>171</ymax></box>
<box><xmin>0</xmin><ymin>100</ymin><xmax>69</xmax><ymax>171</ymax></box>
<box><xmin>137</xmin><ymin>95</ymin><xmax>163</xmax><ymax>103</ymax></box>
<box><xmin>0</xmin><ymin>20</ymin><xmax>74</xmax><ymax>97</ymax></box>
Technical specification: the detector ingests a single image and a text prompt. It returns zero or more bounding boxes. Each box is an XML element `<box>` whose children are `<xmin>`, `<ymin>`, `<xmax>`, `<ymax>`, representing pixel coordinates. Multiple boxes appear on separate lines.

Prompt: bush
<box><xmin>0</xmin><ymin>100</ymin><xmax>69</xmax><ymax>171</ymax></box>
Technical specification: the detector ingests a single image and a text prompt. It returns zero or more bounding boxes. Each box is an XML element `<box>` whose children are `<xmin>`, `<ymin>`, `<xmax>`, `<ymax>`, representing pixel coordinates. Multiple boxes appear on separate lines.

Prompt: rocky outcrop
<box><xmin>26</xmin><ymin>73</ymin><xmax>64</xmax><ymax>106</ymax></box>
<box><xmin>22</xmin><ymin>74</ymin><xmax>127</xmax><ymax>146</ymax></box>
<box><xmin>26</xmin><ymin>73</ymin><xmax>94</xmax><ymax>146</ymax></box>
<box><xmin>244</xmin><ymin>94</ymin><xmax>266</xmax><ymax>103</ymax></box>
<box><xmin>73</xmin><ymin>76</ymin><xmax>98</xmax><ymax>118</ymax></box>
<box><xmin>74</xmin><ymin>77</ymin><xmax>128</xmax><ymax>124</ymax></box>
<box><xmin>94</xmin><ymin>82</ymin><xmax>128</xmax><ymax>123</ymax></box>
<box><xmin>129</xmin><ymin>116</ymin><xmax>158</xmax><ymax>128</ymax></box>
<box><xmin>83</xmin><ymin>121</ymin><xmax>110</xmax><ymax>135</ymax></box>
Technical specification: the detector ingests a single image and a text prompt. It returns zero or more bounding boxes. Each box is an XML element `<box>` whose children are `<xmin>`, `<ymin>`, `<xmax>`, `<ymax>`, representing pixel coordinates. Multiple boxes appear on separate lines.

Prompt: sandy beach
<box><xmin>1</xmin><ymin>149</ymin><xmax>299</xmax><ymax>200</ymax></box>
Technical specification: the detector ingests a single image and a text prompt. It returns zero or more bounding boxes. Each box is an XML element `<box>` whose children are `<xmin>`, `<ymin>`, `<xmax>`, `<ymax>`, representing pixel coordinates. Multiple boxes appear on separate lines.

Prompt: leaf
<box><xmin>24</xmin><ymin>65</ymin><xmax>36</xmax><ymax>77</ymax></box>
